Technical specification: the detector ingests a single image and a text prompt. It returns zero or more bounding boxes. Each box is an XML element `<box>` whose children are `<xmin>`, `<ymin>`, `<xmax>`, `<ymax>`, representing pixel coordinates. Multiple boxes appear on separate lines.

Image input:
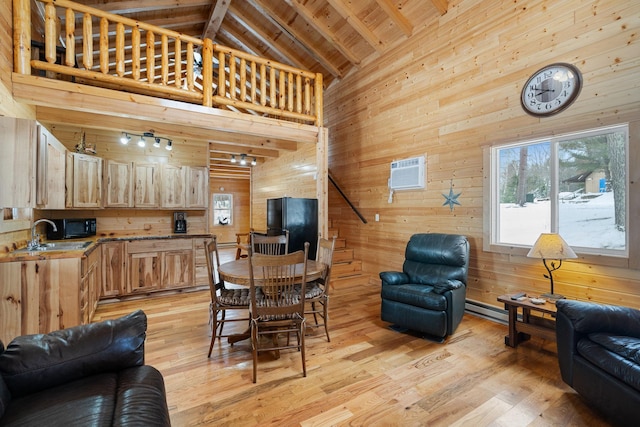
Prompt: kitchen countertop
<box><xmin>0</xmin><ymin>234</ymin><xmax>213</xmax><ymax>262</ymax></box>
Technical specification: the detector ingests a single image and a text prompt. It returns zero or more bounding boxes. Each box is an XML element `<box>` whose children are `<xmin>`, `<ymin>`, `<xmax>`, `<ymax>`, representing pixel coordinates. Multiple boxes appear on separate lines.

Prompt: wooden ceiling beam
<box><xmin>374</xmin><ymin>0</ymin><xmax>413</xmax><ymax>37</ymax></box>
<box><xmin>326</xmin><ymin>0</ymin><xmax>384</xmax><ymax>51</ymax></box>
<box><xmin>208</xmin><ymin>143</ymin><xmax>279</xmax><ymax>158</ymax></box>
<box><xmin>225</xmin><ymin>8</ymin><xmax>296</xmax><ymax>68</ymax></box>
<box><xmin>202</xmin><ymin>0</ymin><xmax>231</xmax><ymax>41</ymax></box>
<box><xmin>430</xmin><ymin>0</ymin><xmax>449</xmax><ymax>16</ymax></box>
<box><xmin>75</xmin><ymin>0</ymin><xmax>212</xmax><ymax>15</ymax></box>
<box><xmin>284</xmin><ymin>0</ymin><xmax>361</xmax><ymax>66</ymax></box>
<box><xmin>249</xmin><ymin>0</ymin><xmax>342</xmax><ymax>79</ymax></box>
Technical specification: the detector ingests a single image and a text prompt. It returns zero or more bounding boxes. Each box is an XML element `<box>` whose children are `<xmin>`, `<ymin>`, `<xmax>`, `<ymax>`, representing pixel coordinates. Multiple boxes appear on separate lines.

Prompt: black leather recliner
<box><xmin>379</xmin><ymin>233</ymin><xmax>470</xmax><ymax>340</ymax></box>
<box><xmin>0</xmin><ymin>310</ymin><xmax>171</xmax><ymax>426</ymax></box>
<box><xmin>556</xmin><ymin>299</ymin><xmax>640</xmax><ymax>426</ymax></box>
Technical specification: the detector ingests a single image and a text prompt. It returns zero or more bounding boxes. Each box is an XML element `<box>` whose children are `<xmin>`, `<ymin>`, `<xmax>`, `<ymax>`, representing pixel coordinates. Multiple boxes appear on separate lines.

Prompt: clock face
<box><xmin>521</xmin><ymin>63</ymin><xmax>582</xmax><ymax>117</ymax></box>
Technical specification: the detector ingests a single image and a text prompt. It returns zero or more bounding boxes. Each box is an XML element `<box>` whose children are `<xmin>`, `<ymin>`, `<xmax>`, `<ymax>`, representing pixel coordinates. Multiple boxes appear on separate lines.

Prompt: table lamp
<box><xmin>527</xmin><ymin>233</ymin><xmax>577</xmax><ymax>300</ymax></box>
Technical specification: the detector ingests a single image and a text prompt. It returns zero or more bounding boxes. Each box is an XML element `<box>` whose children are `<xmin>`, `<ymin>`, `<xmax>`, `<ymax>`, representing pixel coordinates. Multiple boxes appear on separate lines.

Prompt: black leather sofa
<box><xmin>0</xmin><ymin>310</ymin><xmax>171</xmax><ymax>426</ymax></box>
<box><xmin>556</xmin><ymin>299</ymin><xmax>640</xmax><ymax>426</ymax></box>
<box><xmin>379</xmin><ymin>233</ymin><xmax>469</xmax><ymax>341</ymax></box>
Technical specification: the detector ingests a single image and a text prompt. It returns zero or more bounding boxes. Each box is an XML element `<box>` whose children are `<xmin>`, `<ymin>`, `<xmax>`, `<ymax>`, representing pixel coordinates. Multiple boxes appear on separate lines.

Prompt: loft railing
<box><xmin>13</xmin><ymin>0</ymin><xmax>323</xmax><ymax>126</ymax></box>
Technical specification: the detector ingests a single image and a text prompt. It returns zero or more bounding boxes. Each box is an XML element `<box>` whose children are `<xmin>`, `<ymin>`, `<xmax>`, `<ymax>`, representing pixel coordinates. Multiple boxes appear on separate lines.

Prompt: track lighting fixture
<box><xmin>229</xmin><ymin>153</ymin><xmax>257</xmax><ymax>166</ymax></box>
<box><xmin>119</xmin><ymin>132</ymin><xmax>173</xmax><ymax>151</ymax></box>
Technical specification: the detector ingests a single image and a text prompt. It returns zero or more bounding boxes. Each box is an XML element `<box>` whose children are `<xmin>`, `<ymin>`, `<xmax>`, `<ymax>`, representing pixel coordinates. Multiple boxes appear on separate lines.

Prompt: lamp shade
<box><xmin>527</xmin><ymin>233</ymin><xmax>577</xmax><ymax>260</ymax></box>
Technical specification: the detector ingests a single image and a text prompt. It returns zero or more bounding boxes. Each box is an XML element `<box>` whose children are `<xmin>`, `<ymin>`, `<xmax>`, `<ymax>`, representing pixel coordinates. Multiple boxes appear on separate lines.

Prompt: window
<box><xmin>489</xmin><ymin>124</ymin><xmax>628</xmax><ymax>256</ymax></box>
<box><xmin>212</xmin><ymin>194</ymin><xmax>233</xmax><ymax>226</ymax></box>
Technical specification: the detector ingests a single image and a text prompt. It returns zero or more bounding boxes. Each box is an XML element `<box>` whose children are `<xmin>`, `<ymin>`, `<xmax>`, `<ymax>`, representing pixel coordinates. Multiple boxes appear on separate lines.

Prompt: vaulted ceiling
<box><xmin>40</xmin><ymin>0</ymin><xmax>449</xmax><ymax>178</ymax></box>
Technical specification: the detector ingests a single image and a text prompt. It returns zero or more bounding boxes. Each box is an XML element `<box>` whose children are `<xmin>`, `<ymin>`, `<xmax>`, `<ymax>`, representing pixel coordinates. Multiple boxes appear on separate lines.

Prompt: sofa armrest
<box><xmin>555</xmin><ymin>300</ymin><xmax>640</xmax><ymax>338</ymax></box>
<box><xmin>379</xmin><ymin>271</ymin><xmax>409</xmax><ymax>286</ymax></box>
<box><xmin>0</xmin><ymin>310</ymin><xmax>147</xmax><ymax>398</ymax></box>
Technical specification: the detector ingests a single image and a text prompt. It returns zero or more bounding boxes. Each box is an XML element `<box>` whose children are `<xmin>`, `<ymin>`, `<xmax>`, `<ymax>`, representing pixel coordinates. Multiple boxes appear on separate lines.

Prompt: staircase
<box><xmin>328</xmin><ymin>220</ymin><xmax>370</xmax><ymax>287</ymax></box>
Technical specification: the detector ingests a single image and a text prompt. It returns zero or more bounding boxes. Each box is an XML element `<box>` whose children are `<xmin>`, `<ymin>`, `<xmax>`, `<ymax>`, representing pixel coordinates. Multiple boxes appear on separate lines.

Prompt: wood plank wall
<box><xmin>324</xmin><ymin>0</ymin><xmax>640</xmax><ymax>310</ymax></box>
<box><xmin>0</xmin><ymin>0</ymin><xmax>35</xmax><ymax>250</ymax></box>
<box><xmin>251</xmin><ymin>141</ymin><xmax>318</xmax><ymax>231</ymax></box>
<box><xmin>209</xmin><ymin>177</ymin><xmax>250</xmax><ymax>244</ymax></box>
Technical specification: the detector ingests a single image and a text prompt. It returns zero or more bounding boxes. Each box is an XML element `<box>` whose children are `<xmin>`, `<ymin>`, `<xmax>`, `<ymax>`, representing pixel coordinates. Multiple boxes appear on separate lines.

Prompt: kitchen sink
<box><xmin>13</xmin><ymin>241</ymin><xmax>93</xmax><ymax>253</ymax></box>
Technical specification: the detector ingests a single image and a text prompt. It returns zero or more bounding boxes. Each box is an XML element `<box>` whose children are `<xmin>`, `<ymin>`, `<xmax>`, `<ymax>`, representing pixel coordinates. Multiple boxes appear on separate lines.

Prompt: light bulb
<box><xmin>240</xmin><ymin>154</ymin><xmax>247</xmax><ymax>165</ymax></box>
<box><xmin>251</xmin><ymin>157</ymin><xmax>257</xmax><ymax>166</ymax></box>
<box><xmin>120</xmin><ymin>134</ymin><xmax>130</xmax><ymax>145</ymax></box>
<box><xmin>165</xmin><ymin>140</ymin><xmax>173</xmax><ymax>151</ymax></box>
<box><xmin>137</xmin><ymin>136</ymin><xmax>145</xmax><ymax>147</ymax></box>
<box><xmin>153</xmin><ymin>137</ymin><xmax>161</xmax><ymax>148</ymax></box>
<box><xmin>230</xmin><ymin>155</ymin><xmax>236</xmax><ymax>163</ymax></box>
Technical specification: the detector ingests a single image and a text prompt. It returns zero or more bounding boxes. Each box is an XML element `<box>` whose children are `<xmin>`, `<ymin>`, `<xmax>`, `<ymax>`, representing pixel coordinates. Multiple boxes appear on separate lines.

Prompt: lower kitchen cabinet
<box><xmin>125</xmin><ymin>238</ymin><xmax>194</xmax><ymax>294</ymax></box>
<box><xmin>0</xmin><ymin>254</ymin><xmax>100</xmax><ymax>344</ymax></box>
<box><xmin>101</xmin><ymin>241</ymin><xmax>127</xmax><ymax>298</ymax></box>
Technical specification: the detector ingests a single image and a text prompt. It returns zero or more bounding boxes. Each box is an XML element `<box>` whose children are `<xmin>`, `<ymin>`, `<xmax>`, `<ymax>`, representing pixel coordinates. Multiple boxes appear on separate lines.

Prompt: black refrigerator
<box><xmin>267</xmin><ymin>197</ymin><xmax>318</xmax><ymax>259</ymax></box>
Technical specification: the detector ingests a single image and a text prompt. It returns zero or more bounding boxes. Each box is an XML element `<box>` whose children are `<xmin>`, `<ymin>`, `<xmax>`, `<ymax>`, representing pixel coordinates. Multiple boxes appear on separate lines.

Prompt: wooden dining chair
<box><xmin>251</xmin><ymin>230</ymin><xmax>289</xmax><ymax>255</ymax></box>
<box><xmin>248</xmin><ymin>242</ymin><xmax>309</xmax><ymax>383</ymax></box>
<box><xmin>205</xmin><ymin>235</ymin><xmax>252</xmax><ymax>357</ymax></box>
<box><xmin>235</xmin><ymin>232</ymin><xmax>250</xmax><ymax>260</ymax></box>
<box><xmin>303</xmin><ymin>236</ymin><xmax>336</xmax><ymax>342</ymax></box>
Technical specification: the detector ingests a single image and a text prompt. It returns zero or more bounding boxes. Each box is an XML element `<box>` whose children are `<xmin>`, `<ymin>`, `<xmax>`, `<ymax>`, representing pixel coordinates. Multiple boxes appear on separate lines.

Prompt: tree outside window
<box><xmin>491</xmin><ymin>124</ymin><xmax>628</xmax><ymax>256</ymax></box>
<box><xmin>212</xmin><ymin>194</ymin><xmax>232</xmax><ymax>226</ymax></box>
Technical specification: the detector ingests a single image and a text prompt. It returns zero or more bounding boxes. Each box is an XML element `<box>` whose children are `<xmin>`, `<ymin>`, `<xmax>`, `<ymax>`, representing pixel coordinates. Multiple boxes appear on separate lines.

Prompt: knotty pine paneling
<box><xmin>209</xmin><ymin>177</ymin><xmax>250</xmax><ymax>244</ymax></box>
<box><xmin>325</xmin><ymin>0</ymin><xmax>640</xmax><ymax>310</ymax></box>
<box><xmin>251</xmin><ymin>141</ymin><xmax>317</xmax><ymax>231</ymax></box>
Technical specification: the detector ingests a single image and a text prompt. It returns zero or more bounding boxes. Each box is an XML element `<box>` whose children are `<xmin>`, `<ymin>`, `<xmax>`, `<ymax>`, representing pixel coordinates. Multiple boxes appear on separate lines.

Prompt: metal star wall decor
<box><xmin>442</xmin><ymin>179</ymin><xmax>461</xmax><ymax>211</ymax></box>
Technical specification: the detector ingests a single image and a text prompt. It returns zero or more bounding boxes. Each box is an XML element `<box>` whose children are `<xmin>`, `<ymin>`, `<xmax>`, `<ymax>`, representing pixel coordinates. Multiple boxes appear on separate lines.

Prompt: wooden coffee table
<box><xmin>497</xmin><ymin>294</ymin><xmax>558</xmax><ymax>348</ymax></box>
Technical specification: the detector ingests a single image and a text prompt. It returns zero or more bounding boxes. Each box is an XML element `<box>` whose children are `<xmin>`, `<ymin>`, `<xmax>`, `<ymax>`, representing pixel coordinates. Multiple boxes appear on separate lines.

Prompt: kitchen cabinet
<box><xmin>126</xmin><ymin>238</ymin><xmax>194</xmax><ymax>294</ymax></box>
<box><xmin>0</xmin><ymin>257</ymin><xmax>85</xmax><ymax>344</ymax></box>
<box><xmin>104</xmin><ymin>160</ymin><xmax>133</xmax><ymax>207</ymax></box>
<box><xmin>0</xmin><ymin>116</ymin><xmax>37</xmax><ymax>208</ymax></box>
<box><xmin>101</xmin><ymin>241</ymin><xmax>127</xmax><ymax>298</ymax></box>
<box><xmin>67</xmin><ymin>152</ymin><xmax>102</xmax><ymax>208</ymax></box>
<box><xmin>161</xmin><ymin>164</ymin><xmax>186</xmax><ymax>208</ymax></box>
<box><xmin>186</xmin><ymin>166</ymin><xmax>209</xmax><ymax>208</ymax></box>
<box><xmin>133</xmin><ymin>162</ymin><xmax>161</xmax><ymax>208</ymax></box>
<box><xmin>80</xmin><ymin>247</ymin><xmax>102</xmax><ymax>324</ymax></box>
<box><xmin>36</xmin><ymin>125</ymin><xmax>67</xmax><ymax>209</ymax></box>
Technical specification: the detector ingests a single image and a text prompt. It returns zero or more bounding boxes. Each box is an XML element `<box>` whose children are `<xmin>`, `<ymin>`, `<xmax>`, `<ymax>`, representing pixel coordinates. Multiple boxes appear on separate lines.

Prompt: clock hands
<box><xmin>533</xmin><ymin>87</ymin><xmax>554</xmax><ymax>97</ymax></box>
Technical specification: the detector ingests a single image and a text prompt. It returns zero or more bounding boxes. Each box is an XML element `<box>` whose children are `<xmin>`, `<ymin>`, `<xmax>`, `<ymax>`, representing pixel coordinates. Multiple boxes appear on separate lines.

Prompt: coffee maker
<box><xmin>173</xmin><ymin>212</ymin><xmax>187</xmax><ymax>233</ymax></box>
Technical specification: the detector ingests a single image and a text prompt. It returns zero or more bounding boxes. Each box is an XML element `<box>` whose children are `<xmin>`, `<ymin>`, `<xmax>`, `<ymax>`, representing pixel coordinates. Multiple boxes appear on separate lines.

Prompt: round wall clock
<box><xmin>521</xmin><ymin>63</ymin><xmax>582</xmax><ymax>117</ymax></box>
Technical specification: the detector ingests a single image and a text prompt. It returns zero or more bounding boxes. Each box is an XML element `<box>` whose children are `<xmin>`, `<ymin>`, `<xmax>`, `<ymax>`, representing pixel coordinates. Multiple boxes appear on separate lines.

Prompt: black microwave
<box><xmin>46</xmin><ymin>218</ymin><xmax>97</xmax><ymax>240</ymax></box>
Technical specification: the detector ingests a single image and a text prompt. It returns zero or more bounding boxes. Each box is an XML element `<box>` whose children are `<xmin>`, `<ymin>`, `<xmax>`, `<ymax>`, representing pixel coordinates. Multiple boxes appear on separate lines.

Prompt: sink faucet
<box><xmin>28</xmin><ymin>219</ymin><xmax>57</xmax><ymax>250</ymax></box>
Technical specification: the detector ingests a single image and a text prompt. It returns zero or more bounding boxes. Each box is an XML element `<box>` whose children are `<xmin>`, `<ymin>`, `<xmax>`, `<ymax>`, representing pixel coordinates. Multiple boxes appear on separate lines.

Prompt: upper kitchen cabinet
<box><xmin>36</xmin><ymin>125</ymin><xmax>67</xmax><ymax>209</ymax></box>
<box><xmin>66</xmin><ymin>152</ymin><xmax>102</xmax><ymax>208</ymax></box>
<box><xmin>161</xmin><ymin>164</ymin><xmax>186</xmax><ymax>208</ymax></box>
<box><xmin>0</xmin><ymin>116</ymin><xmax>37</xmax><ymax>208</ymax></box>
<box><xmin>133</xmin><ymin>162</ymin><xmax>161</xmax><ymax>208</ymax></box>
<box><xmin>186</xmin><ymin>166</ymin><xmax>208</xmax><ymax>209</ymax></box>
<box><xmin>104</xmin><ymin>160</ymin><xmax>133</xmax><ymax>208</ymax></box>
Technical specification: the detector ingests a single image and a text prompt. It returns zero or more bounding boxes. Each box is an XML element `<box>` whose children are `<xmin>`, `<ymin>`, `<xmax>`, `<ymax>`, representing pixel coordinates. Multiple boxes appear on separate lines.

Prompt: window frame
<box><xmin>212</xmin><ymin>193</ymin><xmax>233</xmax><ymax>226</ymax></box>
<box><xmin>484</xmin><ymin>123</ymin><xmax>630</xmax><ymax>259</ymax></box>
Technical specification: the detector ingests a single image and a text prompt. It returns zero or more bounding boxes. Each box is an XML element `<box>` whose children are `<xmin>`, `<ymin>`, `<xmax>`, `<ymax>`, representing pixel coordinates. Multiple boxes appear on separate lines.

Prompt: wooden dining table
<box><xmin>218</xmin><ymin>258</ymin><xmax>324</xmax><ymax>286</ymax></box>
<box><xmin>217</xmin><ymin>258</ymin><xmax>324</xmax><ymax>344</ymax></box>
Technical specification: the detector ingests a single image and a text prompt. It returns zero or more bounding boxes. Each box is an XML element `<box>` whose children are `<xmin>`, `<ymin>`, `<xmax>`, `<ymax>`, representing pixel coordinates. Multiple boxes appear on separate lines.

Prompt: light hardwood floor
<box><xmin>93</xmin><ymin>248</ymin><xmax>612</xmax><ymax>426</ymax></box>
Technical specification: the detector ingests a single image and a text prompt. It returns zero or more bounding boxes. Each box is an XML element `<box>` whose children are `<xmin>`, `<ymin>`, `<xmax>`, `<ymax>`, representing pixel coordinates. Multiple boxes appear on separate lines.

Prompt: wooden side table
<box><xmin>497</xmin><ymin>294</ymin><xmax>558</xmax><ymax>347</ymax></box>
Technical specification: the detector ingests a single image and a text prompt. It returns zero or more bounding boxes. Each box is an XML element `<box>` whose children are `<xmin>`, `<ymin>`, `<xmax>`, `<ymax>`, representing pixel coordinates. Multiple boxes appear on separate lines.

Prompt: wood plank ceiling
<box><xmin>41</xmin><ymin>0</ymin><xmax>448</xmax><ymax>179</ymax></box>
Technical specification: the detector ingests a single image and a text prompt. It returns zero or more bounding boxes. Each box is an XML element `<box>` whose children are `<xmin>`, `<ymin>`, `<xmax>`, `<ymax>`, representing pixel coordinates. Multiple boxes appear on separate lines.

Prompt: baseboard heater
<box><xmin>465</xmin><ymin>299</ymin><xmax>508</xmax><ymax>324</ymax></box>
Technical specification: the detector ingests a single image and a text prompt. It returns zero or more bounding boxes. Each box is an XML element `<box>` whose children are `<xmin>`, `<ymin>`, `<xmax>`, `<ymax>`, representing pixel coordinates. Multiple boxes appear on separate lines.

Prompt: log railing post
<box><xmin>13</xmin><ymin>0</ymin><xmax>31</xmax><ymax>74</ymax></box>
<box><xmin>314</xmin><ymin>73</ymin><xmax>323</xmax><ymax>126</ymax></box>
<box><xmin>202</xmin><ymin>38</ymin><xmax>213</xmax><ymax>107</ymax></box>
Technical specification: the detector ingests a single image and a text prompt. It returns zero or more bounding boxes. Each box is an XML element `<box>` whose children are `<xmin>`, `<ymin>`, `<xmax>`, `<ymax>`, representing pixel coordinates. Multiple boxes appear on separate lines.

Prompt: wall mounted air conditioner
<box><xmin>389</xmin><ymin>156</ymin><xmax>425</xmax><ymax>190</ymax></box>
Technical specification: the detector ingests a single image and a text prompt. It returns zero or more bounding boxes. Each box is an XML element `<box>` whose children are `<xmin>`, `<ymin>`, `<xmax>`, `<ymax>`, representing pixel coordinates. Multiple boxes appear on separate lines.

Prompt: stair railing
<box><xmin>328</xmin><ymin>169</ymin><xmax>367</xmax><ymax>224</ymax></box>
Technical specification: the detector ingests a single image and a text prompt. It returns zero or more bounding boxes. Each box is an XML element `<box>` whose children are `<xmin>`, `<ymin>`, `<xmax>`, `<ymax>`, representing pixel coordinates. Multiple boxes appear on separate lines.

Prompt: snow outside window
<box><xmin>490</xmin><ymin>124</ymin><xmax>628</xmax><ymax>257</ymax></box>
<box><xmin>213</xmin><ymin>194</ymin><xmax>232</xmax><ymax>226</ymax></box>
